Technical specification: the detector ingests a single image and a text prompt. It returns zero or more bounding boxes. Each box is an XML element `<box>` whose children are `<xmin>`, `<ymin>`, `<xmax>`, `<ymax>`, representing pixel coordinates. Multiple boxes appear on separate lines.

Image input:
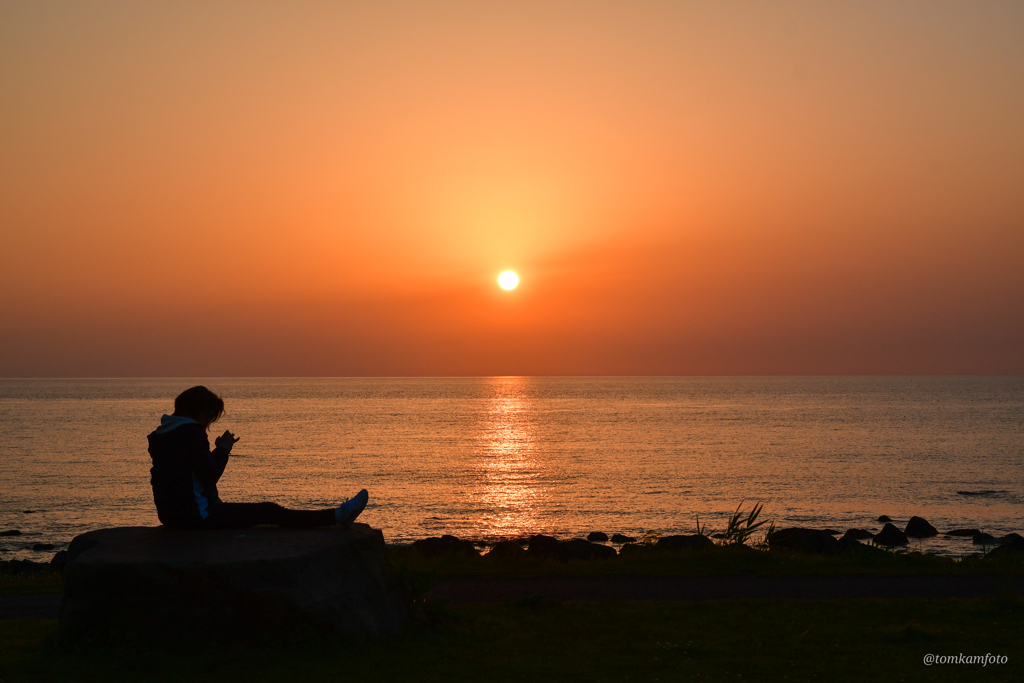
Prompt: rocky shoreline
<box><xmin>399</xmin><ymin>514</ymin><xmax>1024</xmax><ymax>562</ymax></box>
<box><xmin>3</xmin><ymin>513</ymin><xmax>1023</xmax><ymax>575</ymax></box>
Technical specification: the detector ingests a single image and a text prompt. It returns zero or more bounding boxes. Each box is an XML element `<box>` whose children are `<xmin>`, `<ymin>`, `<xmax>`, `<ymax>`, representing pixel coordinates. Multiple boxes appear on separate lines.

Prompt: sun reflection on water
<box><xmin>476</xmin><ymin>377</ymin><xmax>543</xmax><ymax>539</ymax></box>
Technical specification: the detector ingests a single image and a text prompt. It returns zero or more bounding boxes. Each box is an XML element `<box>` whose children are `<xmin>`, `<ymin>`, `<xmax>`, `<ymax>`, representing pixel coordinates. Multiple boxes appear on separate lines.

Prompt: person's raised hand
<box><xmin>215</xmin><ymin>430</ymin><xmax>240</xmax><ymax>454</ymax></box>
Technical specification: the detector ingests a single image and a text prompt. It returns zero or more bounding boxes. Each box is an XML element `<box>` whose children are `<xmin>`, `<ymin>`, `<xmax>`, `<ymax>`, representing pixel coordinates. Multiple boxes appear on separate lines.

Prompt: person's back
<box><xmin>148</xmin><ymin>414</ymin><xmax>227</xmax><ymax>528</ymax></box>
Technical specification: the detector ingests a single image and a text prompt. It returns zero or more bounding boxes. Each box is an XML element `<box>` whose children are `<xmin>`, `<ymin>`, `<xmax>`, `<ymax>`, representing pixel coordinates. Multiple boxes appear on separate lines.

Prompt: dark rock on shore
<box><xmin>410</xmin><ymin>535</ymin><xmax>479</xmax><ymax>558</ymax></box>
<box><xmin>50</xmin><ymin>550</ymin><xmax>68</xmax><ymax>571</ymax></box>
<box><xmin>2</xmin><ymin>559</ymin><xmax>51</xmax><ymax>575</ymax></box>
<box><xmin>904</xmin><ymin>516</ymin><xmax>938</xmax><ymax>538</ymax></box>
<box><xmin>527</xmin><ymin>534</ymin><xmax>562</xmax><ymax>558</ymax></box>
<box><xmin>837</xmin><ymin>534</ymin><xmax>890</xmax><ymax>556</ymax></box>
<box><xmin>821</xmin><ymin>529</ymin><xmax>842</xmax><ymax>535</ymax></box>
<box><xmin>945</xmin><ymin>529</ymin><xmax>982</xmax><ymax>537</ymax></box>
<box><xmin>587</xmin><ymin>532</ymin><xmax>609</xmax><ymax>543</ymax></box>
<box><xmin>656</xmin><ymin>535</ymin><xmax>714</xmax><ymax>552</ymax></box>
<box><xmin>563</xmin><ymin>539</ymin><xmax>617</xmax><ymax>560</ymax></box>
<box><xmin>0</xmin><ymin>530</ymin><xmax>22</xmax><ymax>537</ymax></box>
<box><xmin>486</xmin><ymin>540</ymin><xmax>526</xmax><ymax>559</ymax></box>
<box><xmin>837</xmin><ymin>534</ymin><xmax>862</xmax><ymax>553</ymax></box>
<box><xmin>61</xmin><ymin>524</ymin><xmax>407</xmax><ymax>643</ymax></box>
<box><xmin>32</xmin><ymin>543</ymin><xmax>55</xmax><ymax>551</ymax></box>
<box><xmin>985</xmin><ymin>534</ymin><xmax>1024</xmax><ymax>559</ymax></box>
<box><xmin>611</xmin><ymin>534</ymin><xmax>636</xmax><ymax>544</ymax></box>
<box><xmin>877</xmin><ymin>515</ymin><xmax>892</xmax><ymax>523</ymax></box>
<box><xmin>527</xmin><ymin>535</ymin><xmax>615</xmax><ymax>561</ymax></box>
<box><xmin>618</xmin><ymin>543</ymin><xmax>646</xmax><ymax>556</ymax></box>
<box><xmin>973</xmin><ymin>533</ymin><xmax>1000</xmax><ymax>546</ymax></box>
<box><xmin>768</xmin><ymin>528</ymin><xmax>838</xmax><ymax>555</ymax></box>
<box><xmin>873</xmin><ymin>523</ymin><xmax>908</xmax><ymax>546</ymax></box>
<box><xmin>844</xmin><ymin>528</ymin><xmax>874</xmax><ymax>540</ymax></box>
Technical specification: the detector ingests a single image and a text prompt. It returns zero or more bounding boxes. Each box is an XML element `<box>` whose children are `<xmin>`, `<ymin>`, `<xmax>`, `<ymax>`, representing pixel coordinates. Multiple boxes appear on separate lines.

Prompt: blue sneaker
<box><xmin>335</xmin><ymin>489</ymin><xmax>369</xmax><ymax>526</ymax></box>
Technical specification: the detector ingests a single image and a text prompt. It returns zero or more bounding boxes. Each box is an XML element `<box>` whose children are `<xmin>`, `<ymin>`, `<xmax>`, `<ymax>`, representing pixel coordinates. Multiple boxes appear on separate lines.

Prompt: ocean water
<box><xmin>1</xmin><ymin>377</ymin><xmax>1022</xmax><ymax>560</ymax></box>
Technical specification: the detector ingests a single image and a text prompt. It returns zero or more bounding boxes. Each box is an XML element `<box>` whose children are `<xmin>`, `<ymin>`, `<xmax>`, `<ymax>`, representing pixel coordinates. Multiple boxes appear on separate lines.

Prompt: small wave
<box><xmin>957</xmin><ymin>490</ymin><xmax>1006</xmax><ymax>497</ymax></box>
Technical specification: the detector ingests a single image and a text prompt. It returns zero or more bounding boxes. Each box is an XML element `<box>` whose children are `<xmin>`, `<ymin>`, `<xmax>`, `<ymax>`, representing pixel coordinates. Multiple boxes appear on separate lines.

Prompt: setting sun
<box><xmin>498</xmin><ymin>271</ymin><xmax>519</xmax><ymax>290</ymax></box>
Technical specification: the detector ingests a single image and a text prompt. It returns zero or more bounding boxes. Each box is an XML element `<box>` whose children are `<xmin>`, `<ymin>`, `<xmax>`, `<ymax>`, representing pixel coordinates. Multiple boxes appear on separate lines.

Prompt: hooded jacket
<box><xmin>147</xmin><ymin>415</ymin><xmax>230</xmax><ymax>528</ymax></box>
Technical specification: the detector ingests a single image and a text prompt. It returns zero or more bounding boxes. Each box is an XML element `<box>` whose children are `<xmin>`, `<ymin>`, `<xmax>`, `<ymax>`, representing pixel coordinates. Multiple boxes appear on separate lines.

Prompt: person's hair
<box><xmin>173</xmin><ymin>386</ymin><xmax>224</xmax><ymax>427</ymax></box>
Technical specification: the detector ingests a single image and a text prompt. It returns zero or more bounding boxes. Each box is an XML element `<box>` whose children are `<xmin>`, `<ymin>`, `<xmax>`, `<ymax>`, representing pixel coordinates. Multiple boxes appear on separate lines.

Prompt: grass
<box><xmin>2</xmin><ymin>597</ymin><xmax>1022</xmax><ymax>682</ymax></box>
<box><xmin>0</xmin><ymin>569</ymin><xmax>63</xmax><ymax>597</ymax></box>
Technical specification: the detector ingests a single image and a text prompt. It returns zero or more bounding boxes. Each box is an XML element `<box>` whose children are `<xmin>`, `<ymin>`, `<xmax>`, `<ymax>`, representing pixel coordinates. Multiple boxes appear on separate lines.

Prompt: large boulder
<box><xmin>587</xmin><ymin>532</ymin><xmax>609</xmax><ymax>543</ymax></box>
<box><xmin>611</xmin><ymin>534</ymin><xmax>637</xmax><ymax>544</ymax></box>
<box><xmin>768</xmin><ymin>528</ymin><xmax>838</xmax><ymax>555</ymax></box>
<box><xmin>945</xmin><ymin>529</ymin><xmax>981</xmax><ymax>537</ymax></box>
<box><xmin>60</xmin><ymin>524</ymin><xmax>406</xmax><ymax>643</ymax></box>
<box><xmin>904</xmin><ymin>516</ymin><xmax>938</xmax><ymax>538</ymax></box>
<box><xmin>873</xmin><ymin>523</ymin><xmax>909</xmax><ymax>546</ymax></box>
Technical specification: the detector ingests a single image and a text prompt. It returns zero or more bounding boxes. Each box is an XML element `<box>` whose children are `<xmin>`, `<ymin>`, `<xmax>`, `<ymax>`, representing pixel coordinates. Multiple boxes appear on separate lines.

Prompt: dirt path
<box><xmin>426</xmin><ymin>575</ymin><xmax>1024</xmax><ymax>603</ymax></box>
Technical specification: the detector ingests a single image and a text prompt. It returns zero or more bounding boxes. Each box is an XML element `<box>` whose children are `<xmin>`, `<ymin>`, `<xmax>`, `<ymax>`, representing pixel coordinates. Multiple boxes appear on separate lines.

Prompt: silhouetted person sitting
<box><xmin>148</xmin><ymin>385</ymin><xmax>368</xmax><ymax>529</ymax></box>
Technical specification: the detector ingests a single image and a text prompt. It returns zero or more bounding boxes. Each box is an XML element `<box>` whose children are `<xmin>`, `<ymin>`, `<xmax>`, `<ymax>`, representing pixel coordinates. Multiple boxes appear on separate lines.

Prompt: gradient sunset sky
<box><xmin>2</xmin><ymin>1</ymin><xmax>1022</xmax><ymax>376</ymax></box>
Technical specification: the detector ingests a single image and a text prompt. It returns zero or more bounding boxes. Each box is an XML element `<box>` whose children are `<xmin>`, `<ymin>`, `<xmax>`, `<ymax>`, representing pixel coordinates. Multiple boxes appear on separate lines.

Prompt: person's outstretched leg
<box><xmin>205</xmin><ymin>502</ymin><xmax>335</xmax><ymax>529</ymax></box>
<box><xmin>335</xmin><ymin>489</ymin><xmax>369</xmax><ymax>526</ymax></box>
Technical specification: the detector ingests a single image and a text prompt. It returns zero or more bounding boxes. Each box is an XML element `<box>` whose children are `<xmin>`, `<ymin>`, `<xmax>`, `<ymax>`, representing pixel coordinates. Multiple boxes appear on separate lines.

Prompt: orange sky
<box><xmin>2</xmin><ymin>1</ymin><xmax>1022</xmax><ymax>376</ymax></box>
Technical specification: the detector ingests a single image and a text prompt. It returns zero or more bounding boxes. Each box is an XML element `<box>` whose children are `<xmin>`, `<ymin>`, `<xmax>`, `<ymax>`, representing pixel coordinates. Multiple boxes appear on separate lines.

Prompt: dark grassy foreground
<box><xmin>0</xmin><ymin>570</ymin><xmax>63</xmax><ymax>597</ymax></box>
<box><xmin>3</xmin><ymin>549</ymin><xmax>1022</xmax><ymax>682</ymax></box>
<box><xmin>2</xmin><ymin>597</ymin><xmax>1022</xmax><ymax>682</ymax></box>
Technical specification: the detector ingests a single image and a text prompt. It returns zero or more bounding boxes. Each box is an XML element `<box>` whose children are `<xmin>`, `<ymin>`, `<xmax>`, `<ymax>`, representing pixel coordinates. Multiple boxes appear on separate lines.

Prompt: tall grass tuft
<box><xmin>719</xmin><ymin>501</ymin><xmax>770</xmax><ymax>546</ymax></box>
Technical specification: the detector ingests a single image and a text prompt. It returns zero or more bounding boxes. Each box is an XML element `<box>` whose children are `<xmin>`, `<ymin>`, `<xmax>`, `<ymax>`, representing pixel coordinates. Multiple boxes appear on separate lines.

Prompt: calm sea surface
<box><xmin>1</xmin><ymin>377</ymin><xmax>1021</xmax><ymax>559</ymax></box>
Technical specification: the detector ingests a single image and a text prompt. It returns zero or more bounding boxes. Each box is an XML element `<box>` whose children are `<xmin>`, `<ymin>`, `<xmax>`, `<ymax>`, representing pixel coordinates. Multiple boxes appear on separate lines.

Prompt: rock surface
<box><xmin>904</xmin><ymin>516</ymin><xmax>939</xmax><ymax>538</ymax></box>
<box><xmin>527</xmin><ymin>535</ymin><xmax>616</xmax><ymax>561</ymax></box>
<box><xmin>587</xmin><ymin>531</ymin><xmax>609</xmax><ymax>543</ymax></box>
<box><xmin>844</xmin><ymin>528</ymin><xmax>875</xmax><ymax>540</ymax></box>
<box><xmin>486</xmin><ymin>540</ymin><xmax>527</xmax><ymax>559</ymax></box>
<box><xmin>656</xmin><ymin>534</ymin><xmax>715</xmax><ymax>552</ymax></box>
<box><xmin>60</xmin><ymin>524</ymin><xmax>406</xmax><ymax>642</ymax></box>
<box><xmin>768</xmin><ymin>528</ymin><xmax>838</xmax><ymax>555</ymax></box>
<box><xmin>410</xmin><ymin>535</ymin><xmax>479</xmax><ymax>558</ymax></box>
<box><xmin>877</xmin><ymin>515</ymin><xmax>892</xmax><ymax>523</ymax></box>
<box><xmin>610</xmin><ymin>534</ymin><xmax>636</xmax><ymax>544</ymax></box>
<box><xmin>986</xmin><ymin>534</ymin><xmax>1024</xmax><ymax>559</ymax></box>
<box><xmin>945</xmin><ymin>529</ymin><xmax>982</xmax><ymax>537</ymax></box>
<box><xmin>836</xmin><ymin>534</ymin><xmax>862</xmax><ymax>554</ymax></box>
<box><xmin>873</xmin><ymin>523</ymin><xmax>909</xmax><ymax>546</ymax></box>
